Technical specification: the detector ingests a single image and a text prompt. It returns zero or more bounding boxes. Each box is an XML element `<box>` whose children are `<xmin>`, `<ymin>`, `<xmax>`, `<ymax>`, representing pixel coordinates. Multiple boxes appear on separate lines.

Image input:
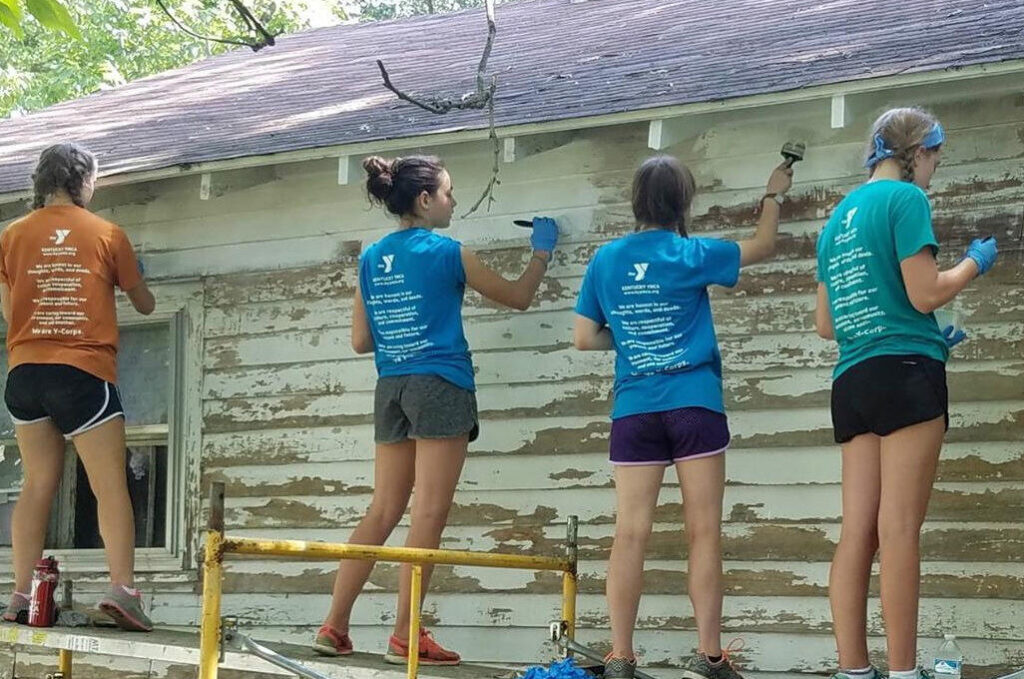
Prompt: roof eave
<box><xmin>3</xmin><ymin>58</ymin><xmax>1022</xmax><ymax>204</ymax></box>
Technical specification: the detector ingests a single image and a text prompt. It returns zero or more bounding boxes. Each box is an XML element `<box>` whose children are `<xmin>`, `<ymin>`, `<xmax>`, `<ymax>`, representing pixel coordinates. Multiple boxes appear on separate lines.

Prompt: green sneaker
<box><xmin>681</xmin><ymin>651</ymin><xmax>744</xmax><ymax>679</ymax></box>
<box><xmin>604</xmin><ymin>654</ymin><xmax>637</xmax><ymax>678</ymax></box>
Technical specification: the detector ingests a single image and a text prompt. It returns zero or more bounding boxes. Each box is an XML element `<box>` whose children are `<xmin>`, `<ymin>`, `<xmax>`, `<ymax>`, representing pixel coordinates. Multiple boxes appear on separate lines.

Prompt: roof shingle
<box><xmin>1</xmin><ymin>0</ymin><xmax>1022</xmax><ymax>195</ymax></box>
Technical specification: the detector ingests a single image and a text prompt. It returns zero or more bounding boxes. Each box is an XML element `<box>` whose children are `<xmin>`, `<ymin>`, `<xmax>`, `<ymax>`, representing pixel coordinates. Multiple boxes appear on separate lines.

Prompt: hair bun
<box><xmin>363</xmin><ymin>156</ymin><xmax>395</xmax><ymax>201</ymax></box>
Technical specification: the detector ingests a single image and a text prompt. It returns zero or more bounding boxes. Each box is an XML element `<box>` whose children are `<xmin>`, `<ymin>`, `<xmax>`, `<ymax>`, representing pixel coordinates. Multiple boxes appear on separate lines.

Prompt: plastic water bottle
<box><xmin>934</xmin><ymin>634</ymin><xmax>964</xmax><ymax>679</ymax></box>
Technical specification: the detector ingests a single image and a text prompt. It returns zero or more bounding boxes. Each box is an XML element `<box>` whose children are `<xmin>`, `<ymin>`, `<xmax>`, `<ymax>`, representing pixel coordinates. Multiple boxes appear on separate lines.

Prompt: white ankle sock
<box><xmin>842</xmin><ymin>667</ymin><xmax>875</xmax><ymax>676</ymax></box>
<box><xmin>889</xmin><ymin>668</ymin><xmax>920</xmax><ymax>679</ymax></box>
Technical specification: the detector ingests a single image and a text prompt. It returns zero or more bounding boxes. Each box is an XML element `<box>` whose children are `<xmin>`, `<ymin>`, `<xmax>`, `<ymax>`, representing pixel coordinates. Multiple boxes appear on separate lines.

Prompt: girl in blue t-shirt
<box><xmin>574</xmin><ymin>155</ymin><xmax>793</xmax><ymax>679</ymax></box>
<box><xmin>816</xmin><ymin>109</ymin><xmax>997</xmax><ymax>679</ymax></box>
<box><xmin>313</xmin><ymin>155</ymin><xmax>559</xmax><ymax>665</ymax></box>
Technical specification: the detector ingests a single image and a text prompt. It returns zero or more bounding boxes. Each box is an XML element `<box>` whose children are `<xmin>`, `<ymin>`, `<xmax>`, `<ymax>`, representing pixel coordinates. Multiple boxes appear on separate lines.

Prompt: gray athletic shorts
<box><xmin>374</xmin><ymin>374</ymin><xmax>479</xmax><ymax>444</ymax></box>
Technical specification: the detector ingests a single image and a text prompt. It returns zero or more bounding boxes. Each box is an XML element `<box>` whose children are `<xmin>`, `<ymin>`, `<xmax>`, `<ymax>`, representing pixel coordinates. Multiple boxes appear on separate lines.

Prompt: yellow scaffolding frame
<box><xmin>199</xmin><ymin>482</ymin><xmax>579</xmax><ymax>679</ymax></box>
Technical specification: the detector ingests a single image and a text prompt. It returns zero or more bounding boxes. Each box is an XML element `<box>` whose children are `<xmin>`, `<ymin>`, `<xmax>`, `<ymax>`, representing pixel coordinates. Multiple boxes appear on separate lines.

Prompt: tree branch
<box><xmin>375</xmin><ymin>60</ymin><xmax>451</xmax><ymax>114</ymax></box>
<box><xmin>154</xmin><ymin>0</ymin><xmax>277</xmax><ymax>51</ymax></box>
<box><xmin>376</xmin><ymin>0</ymin><xmax>497</xmax><ymax>113</ymax></box>
<box><xmin>376</xmin><ymin>0</ymin><xmax>502</xmax><ymax>216</ymax></box>
<box><xmin>462</xmin><ymin>77</ymin><xmax>500</xmax><ymax>217</ymax></box>
<box><xmin>228</xmin><ymin>0</ymin><xmax>276</xmax><ymax>48</ymax></box>
<box><xmin>475</xmin><ymin>0</ymin><xmax>496</xmax><ymax>96</ymax></box>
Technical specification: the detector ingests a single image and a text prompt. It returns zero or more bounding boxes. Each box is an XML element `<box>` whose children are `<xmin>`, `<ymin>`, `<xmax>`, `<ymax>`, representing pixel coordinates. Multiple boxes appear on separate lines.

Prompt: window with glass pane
<box><xmin>0</xmin><ymin>321</ymin><xmax>172</xmax><ymax>549</ymax></box>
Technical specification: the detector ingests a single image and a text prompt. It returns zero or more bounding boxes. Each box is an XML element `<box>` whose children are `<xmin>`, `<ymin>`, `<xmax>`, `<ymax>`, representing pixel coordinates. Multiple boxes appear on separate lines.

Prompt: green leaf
<box><xmin>25</xmin><ymin>0</ymin><xmax>80</xmax><ymax>38</ymax></box>
<box><xmin>0</xmin><ymin>0</ymin><xmax>24</xmax><ymax>38</ymax></box>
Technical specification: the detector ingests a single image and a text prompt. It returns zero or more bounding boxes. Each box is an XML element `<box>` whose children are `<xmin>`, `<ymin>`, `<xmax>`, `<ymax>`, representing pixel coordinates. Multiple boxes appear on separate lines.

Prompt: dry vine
<box><xmin>376</xmin><ymin>0</ymin><xmax>501</xmax><ymax>216</ymax></box>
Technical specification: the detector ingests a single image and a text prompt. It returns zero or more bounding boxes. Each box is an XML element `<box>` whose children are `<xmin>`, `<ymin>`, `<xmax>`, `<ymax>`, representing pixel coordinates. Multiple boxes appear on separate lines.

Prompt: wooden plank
<box><xmin>200</xmin><ymin>227</ymin><xmax>1022</xmax><ymax>311</ymax></box>
<box><xmin>201</xmin><ymin>367</ymin><xmax>1024</xmax><ymax>431</ymax></box>
<box><xmin>217</xmin><ymin>557</ymin><xmax>1024</xmax><ymax>599</ymax></box>
<box><xmin>203</xmin><ymin>440</ymin><xmax>1024</xmax><ymax>496</ymax></box>
<box><xmin>830</xmin><ymin>93</ymin><xmax>848</xmax><ymax>129</ymax></box>
<box><xmin>186</xmin><ymin>624</ymin><xmax>1024</xmax><ymax>676</ymax></box>
<box><xmin>218</xmin><ymin>481</ymin><xmax>1024</xmax><ymax>530</ymax></box>
<box><xmin>202</xmin><ymin>410</ymin><xmax>1024</xmax><ymax>465</ymax></box>
<box><xmin>201</xmin><ymin>270</ymin><xmax>1024</xmax><ymax>366</ymax></box>
<box><xmin>648</xmin><ymin>117</ymin><xmax>706</xmax><ymax>150</ymax></box>
<box><xmin>203</xmin><ymin>314</ymin><xmax>1024</xmax><ymax>371</ymax></box>
<box><xmin>13</xmin><ymin>650</ymin><xmax>154</xmax><ymax>679</ymax></box>
<box><xmin>201</xmin><ymin>355</ymin><xmax>1024</xmax><ymax>411</ymax></box>
<box><xmin>141</xmin><ymin>160</ymin><xmax>1023</xmax><ymax>279</ymax></box>
<box><xmin>203</xmin><ymin>273</ymin><xmax>1024</xmax><ymax>340</ymax></box>
<box><xmin>0</xmin><ymin>623</ymin><xmax>490</xmax><ymax>678</ymax></box>
<box><xmin>218</xmin><ymin>520</ymin><xmax>1024</xmax><ymax>563</ymax></box>
<box><xmin>149</xmin><ymin>591</ymin><xmax>1024</xmax><ymax>640</ymax></box>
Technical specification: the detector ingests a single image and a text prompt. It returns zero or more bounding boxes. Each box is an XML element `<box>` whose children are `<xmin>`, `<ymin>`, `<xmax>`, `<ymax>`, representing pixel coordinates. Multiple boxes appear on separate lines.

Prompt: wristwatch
<box><xmin>762</xmin><ymin>192</ymin><xmax>785</xmax><ymax>206</ymax></box>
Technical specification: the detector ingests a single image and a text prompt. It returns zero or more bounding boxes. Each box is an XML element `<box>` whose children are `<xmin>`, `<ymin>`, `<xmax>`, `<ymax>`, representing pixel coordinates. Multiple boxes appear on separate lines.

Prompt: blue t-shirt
<box><xmin>817</xmin><ymin>180</ymin><xmax>948</xmax><ymax>379</ymax></box>
<box><xmin>359</xmin><ymin>228</ymin><xmax>475</xmax><ymax>391</ymax></box>
<box><xmin>575</xmin><ymin>230</ymin><xmax>741</xmax><ymax>420</ymax></box>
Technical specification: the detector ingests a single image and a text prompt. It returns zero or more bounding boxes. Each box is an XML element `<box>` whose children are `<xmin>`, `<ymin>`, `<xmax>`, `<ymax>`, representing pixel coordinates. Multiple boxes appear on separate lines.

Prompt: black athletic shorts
<box><xmin>5</xmin><ymin>364</ymin><xmax>124</xmax><ymax>436</ymax></box>
<box><xmin>831</xmin><ymin>354</ymin><xmax>948</xmax><ymax>444</ymax></box>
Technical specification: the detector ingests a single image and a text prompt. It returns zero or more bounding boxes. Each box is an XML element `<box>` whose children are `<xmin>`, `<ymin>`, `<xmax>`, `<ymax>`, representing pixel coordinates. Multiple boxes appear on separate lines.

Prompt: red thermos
<box><xmin>28</xmin><ymin>556</ymin><xmax>59</xmax><ymax>627</ymax></box>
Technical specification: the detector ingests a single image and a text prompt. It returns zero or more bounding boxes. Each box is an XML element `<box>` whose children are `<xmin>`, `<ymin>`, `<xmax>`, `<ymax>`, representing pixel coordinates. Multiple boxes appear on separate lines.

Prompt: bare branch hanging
<box><xmin>376</xmin><ymin>0</ymin><xmax>501</xmax><ymax>216</ymax></box>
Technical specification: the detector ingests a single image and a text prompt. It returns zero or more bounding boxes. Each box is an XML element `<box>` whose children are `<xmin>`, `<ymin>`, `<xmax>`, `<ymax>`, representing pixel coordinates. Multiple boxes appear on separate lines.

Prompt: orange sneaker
<box><xmin>311</xmin><ymin>625</ymin><xmax>353</xmax><ymax>656</ymax></box>
<box><xmin>383</xmin><ymin>628</ymin><xmax>460</xmax><ymax>666</ymax></box>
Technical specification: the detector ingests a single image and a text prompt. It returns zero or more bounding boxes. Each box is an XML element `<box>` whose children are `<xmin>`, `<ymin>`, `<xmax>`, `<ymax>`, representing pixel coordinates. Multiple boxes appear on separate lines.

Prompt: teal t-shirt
<box><xmin>816</xmin><ymin>180</ymin><xmax>948</xmax><ymax>379</ymax></box>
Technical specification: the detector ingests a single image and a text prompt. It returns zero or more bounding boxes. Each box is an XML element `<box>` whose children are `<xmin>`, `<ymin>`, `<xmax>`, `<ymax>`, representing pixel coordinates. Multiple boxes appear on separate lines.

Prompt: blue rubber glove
<box><xmin>529</xmin><ymin>216</ymin><xmax>559</xmax><ymax>253</ymax></box>
<box><xmin>964</xmin><ymin>236</ymin><xmax>998</xmax><ymax>275</ymax></box>
<box><xmin>136</xmin><ymin>256</ymin><xmax>145</xmax><ymax>277</ymax></box>
<box><xmin>519</xmin><ymin>657</ymin><xmax>591</xmax><ymax>679</ymax></box>
<box><xmin>942</xmin><ymin>325</ymin><xmax>966</xmax><ymax>349</ymax></box>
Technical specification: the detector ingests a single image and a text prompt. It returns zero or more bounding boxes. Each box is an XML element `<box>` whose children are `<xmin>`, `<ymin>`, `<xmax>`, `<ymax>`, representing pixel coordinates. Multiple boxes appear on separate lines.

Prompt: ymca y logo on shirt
<box><xmin>359</xmin><ymin>228</ymin><xmax>475</xmax><ymax>391</ymax></box>
<box><xmin>576</xmin><ymin>230</ymin><xmax>741</xmax><ymax>419</ymax></box>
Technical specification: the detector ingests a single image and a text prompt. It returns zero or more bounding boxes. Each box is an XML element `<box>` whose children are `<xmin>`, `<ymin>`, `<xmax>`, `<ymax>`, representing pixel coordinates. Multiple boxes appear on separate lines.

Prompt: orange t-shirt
<box><xmin>0</xmin><ymin>205</ymin><xmax>142</xmax><ymax>384</ymax></box>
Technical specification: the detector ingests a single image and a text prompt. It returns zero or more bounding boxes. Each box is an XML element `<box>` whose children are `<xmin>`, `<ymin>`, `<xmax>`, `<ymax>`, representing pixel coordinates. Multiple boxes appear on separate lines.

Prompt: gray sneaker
<box><xmin>604</xmin><ymin>655</ymin><xmax>637</xmax><ymax>678</ymax></box>
<box><xmin>98</xmin><ymin>585</ymin><xmax>153</xmax><ymax>632</ymax></box>
<box><xmin>681</xmin><ymin>652</ymin><xmax>744</xmax><ymax>679</ymax></box>
<box><xmin>2</xmin><ymin>592</ymin><xmax>28</xmax><ymax>624</ymax></box>
<box><xmin>830</xmin><ymin>668</ymin><xmax>884</xmax><ymax>679</ymax></box>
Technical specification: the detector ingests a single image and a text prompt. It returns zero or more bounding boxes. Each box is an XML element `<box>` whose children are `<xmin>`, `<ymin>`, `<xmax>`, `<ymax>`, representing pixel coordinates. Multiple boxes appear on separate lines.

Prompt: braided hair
<box><xmin>865</xmin><ymin>108</ymin><xmax>941</xmax><ymax>183</ymax></box>
<box><xmin>31</xmin><ymin>143</ymin><xmax>97</xmax><ymax>209</ymax></box>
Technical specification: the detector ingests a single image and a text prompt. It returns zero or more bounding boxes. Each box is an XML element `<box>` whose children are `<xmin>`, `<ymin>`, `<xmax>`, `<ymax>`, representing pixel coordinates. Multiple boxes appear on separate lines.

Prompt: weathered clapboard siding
<box><xmin>182</xmin><ymin>90</ymin><xmax>1023</xmax><ymax>674</ymax></box>
<box><xmin>2</xmin><ymin>87</ymin><xmax>1020</xmax><ymax>678</ymax></box>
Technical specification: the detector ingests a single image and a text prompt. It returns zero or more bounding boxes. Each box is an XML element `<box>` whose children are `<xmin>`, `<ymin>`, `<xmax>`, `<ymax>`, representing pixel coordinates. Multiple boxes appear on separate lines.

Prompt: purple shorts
<box><xmin>609</xmin><ymin>407</ymin><xmax>730</xmax><ymax>466</ymax></box>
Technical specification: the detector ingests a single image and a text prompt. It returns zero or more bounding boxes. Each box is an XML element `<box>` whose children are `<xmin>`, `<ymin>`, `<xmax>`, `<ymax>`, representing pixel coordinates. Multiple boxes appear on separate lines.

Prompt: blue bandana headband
<box><xmin>920</xmin><ymin>122</ymin><xmax>945</xmax><ymax>150</ymax></box>
<box><xmin>865</xmin><ymin>122</ymin><xmax>945</xmax><ymax>168</ymax></box>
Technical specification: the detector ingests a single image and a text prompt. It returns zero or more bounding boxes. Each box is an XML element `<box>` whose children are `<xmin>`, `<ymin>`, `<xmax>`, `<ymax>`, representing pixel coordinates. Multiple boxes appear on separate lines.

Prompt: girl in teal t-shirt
<box><xmin>815</xmin><ymin>108</ymin><xmax>998</xmax><ymax>679</ymax></box>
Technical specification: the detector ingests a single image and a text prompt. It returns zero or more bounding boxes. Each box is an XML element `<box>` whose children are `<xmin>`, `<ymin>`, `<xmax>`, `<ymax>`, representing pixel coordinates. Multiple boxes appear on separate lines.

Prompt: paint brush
<box><xmin>782</xmin><ymin>141</ymin><xmax>805</xmax><ymax>168</ymax></box>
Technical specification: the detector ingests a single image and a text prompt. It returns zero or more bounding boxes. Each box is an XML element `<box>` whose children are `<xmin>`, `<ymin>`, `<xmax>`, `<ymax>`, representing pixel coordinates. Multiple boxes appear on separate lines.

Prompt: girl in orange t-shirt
<box><xmin>0</xmin><ymin>143</ymin><xmax>156</xmax><ymax>631</ymax></box>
